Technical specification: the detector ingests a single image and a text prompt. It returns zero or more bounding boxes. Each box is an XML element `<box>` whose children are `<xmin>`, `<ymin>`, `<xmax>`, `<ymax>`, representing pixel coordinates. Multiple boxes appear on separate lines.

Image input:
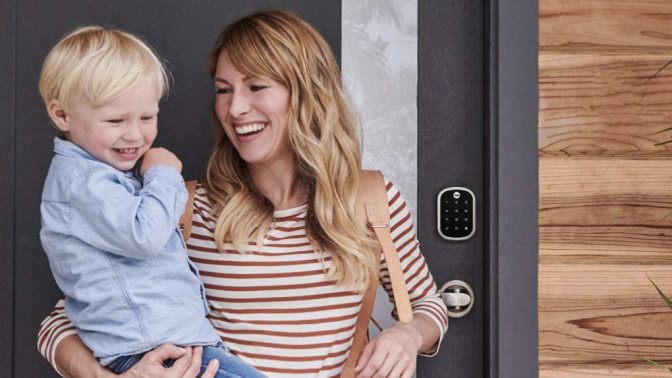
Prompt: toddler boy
<box><xmin>39</xmin><ymin>26</ymin><xmax>266</xmax><ymax>378</ymax></box>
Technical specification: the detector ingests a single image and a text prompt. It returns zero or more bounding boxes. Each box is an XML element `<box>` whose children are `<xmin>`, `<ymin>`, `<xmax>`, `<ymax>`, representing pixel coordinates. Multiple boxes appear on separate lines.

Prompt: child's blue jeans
<box><xmin>107</xmin><ymin>343</ymin><xmax>267</xmax><ymax>378</ymax></box>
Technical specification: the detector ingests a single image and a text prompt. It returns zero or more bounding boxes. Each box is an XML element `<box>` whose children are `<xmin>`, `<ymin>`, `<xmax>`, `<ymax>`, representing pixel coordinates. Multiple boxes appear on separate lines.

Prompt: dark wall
<box><xmin>1</xmin><ymin>0</ymin><xmax>16</xmax><ymax>377</ymax></box>
<box><xmin>8</xmin><ymin>2</ymin><xmax>341</xmax><ymax>377</ymax></box>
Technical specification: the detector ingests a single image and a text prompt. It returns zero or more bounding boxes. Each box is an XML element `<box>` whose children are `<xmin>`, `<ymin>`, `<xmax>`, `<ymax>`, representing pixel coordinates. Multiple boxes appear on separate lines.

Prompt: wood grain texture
<box><xmin>540</xmin><ymin>0</ymin><xmax>672</xmax><ymax>53</ymax></box>
<box><xmin>540</xmin><ymin>366</ymin><xmax>672</xmax><ymax>377</ymax></box>
<box><xmin>540</xmin><ymin>157</ymin><xmax>672</xmax><ymax>261</ymax></box>
<box><xmin>539</xmin><ymin>263</ymin><xmax>672</xmax><ymax>367</ymax></box>
<box><xmin>539</xmin><ymin>1</ymin><xmax>672</xmax><ymax>376</ymax></box>
<box><xmin>540</xmin><ymin>54</ymin><xmax>672</xmax><ymax>156</ymax></box>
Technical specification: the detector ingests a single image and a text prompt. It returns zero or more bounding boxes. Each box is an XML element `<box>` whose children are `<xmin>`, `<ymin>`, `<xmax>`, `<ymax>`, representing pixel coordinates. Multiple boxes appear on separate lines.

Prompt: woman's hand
<box><xmin>121</xmin><ymin>343</ymin><xmax>220</xmax><ymax>378</ymax></box>
<box><xmin>354</xmin><ymin>321</ymin><xmax>422</xmax><ymax>378</ymax></box>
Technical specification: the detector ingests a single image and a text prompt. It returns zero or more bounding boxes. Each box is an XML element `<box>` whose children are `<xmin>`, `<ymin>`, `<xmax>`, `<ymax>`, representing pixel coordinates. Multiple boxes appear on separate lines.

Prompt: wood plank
<box><xmin>541</xmin><ymin>226</ymin><xmax>672</xmax><ymax>262</ymax></box>
<box><xmin>540</xmin><ymin>157</ymin><xmax>672</xmax><ymax>261</ymax></box>
<box><xmin>540</xmin><ymin>366</ymin><xmax>672</xmax><ymax>377</ymax></box>
<box><xmin>540</xmin><ymin>54</ymin><xmax>672</xmax><ymax>156</ymax></box>
<box><xmin>540</xmin><ymin>0</ymin><xmax>672</xmax><ymax>53</ymax></box>
<box><xmin>539</xmin><ymin>263</ymin><xmax>672</xmax><ymax>367</ymax></box>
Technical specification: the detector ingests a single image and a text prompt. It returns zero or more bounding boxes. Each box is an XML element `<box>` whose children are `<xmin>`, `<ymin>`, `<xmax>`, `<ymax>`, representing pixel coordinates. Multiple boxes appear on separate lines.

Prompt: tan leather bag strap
<box><xmin>179</xmin><ymin>180</ymin><xmax>198</xmax><ymax>241</ymax></box>
<box><xmin>341</xmin><ymin>170</ymin><xmax>413</xmax><ymax>377</ymax></box>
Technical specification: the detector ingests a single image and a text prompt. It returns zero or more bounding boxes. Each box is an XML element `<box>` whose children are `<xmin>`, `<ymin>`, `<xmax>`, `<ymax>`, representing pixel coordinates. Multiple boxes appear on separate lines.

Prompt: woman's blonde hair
<box><xmin>39</xmin><ymin>26</ymin><xmax>168</xmax><ymax>114</ymax></box>
<box><xmin>205</xmin><ymin>10</ymin><xmax>377</xmax><ymax>292</ymax></box>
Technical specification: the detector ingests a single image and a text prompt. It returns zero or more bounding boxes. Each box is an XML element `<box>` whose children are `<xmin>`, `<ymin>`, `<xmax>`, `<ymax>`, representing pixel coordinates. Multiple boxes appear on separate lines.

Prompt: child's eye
<box><xmin>215</xmin><ymin>87</ymin><xmax>232</xmax><ymax>94</ymax></box>
<box><xmin>141</xmin><ymin>115</ymin><xmax>155</xmax><ymax>121</ymax></box>
<box><xmin>107</xmin><ymin>119</ymin><xmax>123</xmax><ymax>124</ymax></box>
<box><xmin>250</xmin><ymin>85</ymin><xmax>268</xmax><ymax>92</ymax></box>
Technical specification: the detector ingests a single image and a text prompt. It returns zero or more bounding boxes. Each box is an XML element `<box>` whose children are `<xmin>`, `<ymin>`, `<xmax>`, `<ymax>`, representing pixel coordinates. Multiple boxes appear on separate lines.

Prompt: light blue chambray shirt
<box><xmin>40</xmin><ymin>138</ymin><xmax>221</xmax><ymax>365</ymax></box>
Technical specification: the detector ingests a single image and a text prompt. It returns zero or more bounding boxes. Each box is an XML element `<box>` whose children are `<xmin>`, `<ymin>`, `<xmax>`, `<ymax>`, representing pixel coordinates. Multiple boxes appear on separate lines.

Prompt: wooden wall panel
<box><xmin>539</xmin><ymin>264</ymin><xmax>672</xmax><ymax>366</ymax></box>
<box><xmin>540</xmin><ymin>157</ymin><xmax>672</xmax><ymax>261</ymax></box>
<box><xmin>540</xmin><ymin>367</ymin><xmax>672</xmax><ymax>378</ymax></box>
<box><xmin>540</xmin><ymin>54</ymin><xmax>672</xmax><ymax>156</ymax></box>
<box><xmin>540</xmin><ymin>0</ymin><xmax>672</xmax><ymax>53</ymax></box>
<box><xmin>540</xmin><ymin>1</ymin><xmax>672</xmax><ymax>376</ymax></box>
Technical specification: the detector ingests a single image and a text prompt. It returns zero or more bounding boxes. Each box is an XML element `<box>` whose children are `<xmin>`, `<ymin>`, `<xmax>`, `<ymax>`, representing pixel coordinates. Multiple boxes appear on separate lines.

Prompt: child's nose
<box><xmin>123</xmin><ymin>123</ymin><xmax>143</xmax><ymax>141</ymax></box>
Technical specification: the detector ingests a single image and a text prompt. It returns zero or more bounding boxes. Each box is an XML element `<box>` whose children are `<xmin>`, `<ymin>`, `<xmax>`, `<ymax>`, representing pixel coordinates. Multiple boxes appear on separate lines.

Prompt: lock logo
<box><xmin>453</xmin><ymin>192</ymin><xmax>461</xmax><ymax>199</ymax></box>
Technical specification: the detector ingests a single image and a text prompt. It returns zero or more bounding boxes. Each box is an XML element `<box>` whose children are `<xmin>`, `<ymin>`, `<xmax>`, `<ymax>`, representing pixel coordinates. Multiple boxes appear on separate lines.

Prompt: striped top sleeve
<box><xmin>37</xmin><ymin>178</ymin><xmax>448</xmax><ymax>377</ymax></box>
<box><xmin>381</xmin><ymin>180</ymin><xmax>448</xmax><ymax>356</ymax></box>
<box><xmin>37</xmin><ymin>296</ymin><xmax>77</xmax><ymax>377</ymax></box>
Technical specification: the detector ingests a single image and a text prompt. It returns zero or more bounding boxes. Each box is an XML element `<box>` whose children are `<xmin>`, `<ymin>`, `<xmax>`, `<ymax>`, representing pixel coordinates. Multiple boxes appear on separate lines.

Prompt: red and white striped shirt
<box><xmin>38</xmin><ymin>180</ymin><xmax>448</xmax><ymax>377</ymax></box>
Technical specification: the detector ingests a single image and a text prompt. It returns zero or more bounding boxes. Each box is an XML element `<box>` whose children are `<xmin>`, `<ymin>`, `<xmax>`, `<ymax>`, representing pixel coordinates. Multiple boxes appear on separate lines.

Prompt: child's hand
<box><xmin>140</xmin><ymin>148</ymin><xmax>183</xmax><ymax>177</ymax></box>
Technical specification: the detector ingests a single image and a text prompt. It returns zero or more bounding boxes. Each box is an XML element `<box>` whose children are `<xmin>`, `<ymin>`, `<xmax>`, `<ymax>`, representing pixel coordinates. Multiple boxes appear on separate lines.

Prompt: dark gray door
<box><xmin>417</xmin><ymin>1</ymin><xmax>539</xmax><ymax>377</ymax></box>
<box><xmin>417</xmin><ymin>1</ymin><xmax>485</xmax><ymax>377</ymax></box>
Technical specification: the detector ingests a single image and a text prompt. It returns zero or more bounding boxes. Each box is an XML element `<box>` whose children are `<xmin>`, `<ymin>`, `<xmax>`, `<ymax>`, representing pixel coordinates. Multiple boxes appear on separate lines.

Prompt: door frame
<box><xmin>487</xmin><ymin>0</ymin><xmax>539</xmax><ymax>377</ymax></box>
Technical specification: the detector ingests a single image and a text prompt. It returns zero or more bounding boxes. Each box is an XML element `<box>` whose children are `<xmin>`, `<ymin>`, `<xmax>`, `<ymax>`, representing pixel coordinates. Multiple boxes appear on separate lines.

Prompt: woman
<box><xmin>38</xmin><ymin>10</ymin><xmax>448</xmax><ymax>378</ymax></box>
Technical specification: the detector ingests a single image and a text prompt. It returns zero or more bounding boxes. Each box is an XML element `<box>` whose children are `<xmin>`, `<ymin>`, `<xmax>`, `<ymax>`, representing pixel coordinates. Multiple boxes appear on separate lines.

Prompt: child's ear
<box><xmin>47</xmin><ymin>99</ymin><xmax>70</xmax><ymax>132</ymax></box>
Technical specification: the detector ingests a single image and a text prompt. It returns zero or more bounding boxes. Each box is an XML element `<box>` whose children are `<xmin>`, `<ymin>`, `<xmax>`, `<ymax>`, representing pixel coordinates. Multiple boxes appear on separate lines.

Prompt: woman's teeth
<box><xmin>235</xmin><ymin>123</ymin><xmax>266</xmax><ymax>135</ymax></box>
<box><xmin>116</xmin><ymin>148</ymin><xmax>137</xmax><ymax>154</ymax></box>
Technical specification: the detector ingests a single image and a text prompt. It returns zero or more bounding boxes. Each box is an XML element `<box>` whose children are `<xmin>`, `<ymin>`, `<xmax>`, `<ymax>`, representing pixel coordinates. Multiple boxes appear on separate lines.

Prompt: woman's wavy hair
<box><xmin>205</xmin><ymin>10</ymin><xmax>377</xmax><ymax>291</ymax></box>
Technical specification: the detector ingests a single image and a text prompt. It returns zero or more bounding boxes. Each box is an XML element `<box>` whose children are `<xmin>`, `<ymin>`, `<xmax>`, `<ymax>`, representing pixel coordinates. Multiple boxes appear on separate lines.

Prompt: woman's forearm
<box><xmin>55</xmin><ymin>334</ymin><xmax>114</xmax><ymax>378</ymax></box>
<box><xmin>410</xmin><ymin>313</ymin><xmax>442</xmax><ymax>353</ymax></box>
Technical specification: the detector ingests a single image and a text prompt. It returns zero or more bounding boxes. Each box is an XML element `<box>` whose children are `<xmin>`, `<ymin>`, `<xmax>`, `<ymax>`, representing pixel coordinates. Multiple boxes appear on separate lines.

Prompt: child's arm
<box><xmin>65</xmin><ymin>161</ymin><xmax>187</xmax><ymax>259</ymax></box>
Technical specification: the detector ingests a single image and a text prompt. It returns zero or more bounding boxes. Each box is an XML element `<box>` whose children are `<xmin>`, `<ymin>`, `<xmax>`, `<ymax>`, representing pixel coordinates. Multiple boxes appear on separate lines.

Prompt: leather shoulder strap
<box><xmin>342</xmin><ymin>170</ymin><xmax>413</xmax><ymax>377</ymax></box>
<box><xmin>179</xmin><ymin>180</ymin><xmax>198</xmax><ymax>241</ymax></box>
<box><xmin>355</xmin><ymin>170</ymin><xmax>413</xmax><ymax>323</ymax></box>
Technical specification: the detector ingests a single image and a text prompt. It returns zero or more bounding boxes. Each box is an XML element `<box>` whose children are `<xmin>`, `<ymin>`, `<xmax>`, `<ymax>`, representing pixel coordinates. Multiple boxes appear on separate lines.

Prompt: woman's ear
<box><xmin>47</xmin><ymin>99</ymin><xmax>70</xmax><ymax>132</ymax></box>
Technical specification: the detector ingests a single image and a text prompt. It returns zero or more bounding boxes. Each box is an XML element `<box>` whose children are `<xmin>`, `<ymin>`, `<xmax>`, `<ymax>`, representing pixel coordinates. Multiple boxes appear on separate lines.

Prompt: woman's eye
<box><xmin>250</xmin><ymin>85</ymin><xmax>268</xmax><ymax>92</ymax></box>
<box><xmin>216</xmin><ymin>88</ymin><xmax>232</xmax><ymax>94</ymax></box>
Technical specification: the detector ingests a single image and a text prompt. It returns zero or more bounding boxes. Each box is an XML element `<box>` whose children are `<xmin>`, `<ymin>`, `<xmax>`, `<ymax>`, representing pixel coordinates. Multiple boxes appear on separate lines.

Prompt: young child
<box><xmin>38</xmin><ymin>26</ymin><xmax>266</xmax><ymax>377</ymax></box>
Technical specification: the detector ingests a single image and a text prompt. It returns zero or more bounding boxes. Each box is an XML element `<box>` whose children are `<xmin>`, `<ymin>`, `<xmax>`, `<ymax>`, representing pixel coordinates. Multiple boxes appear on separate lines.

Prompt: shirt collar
<box><xmin>53</xmin><ymin>137</ymin><xmax>96</xmax><ymax>160</ymax></box>
<box><xmin>52</xmin><ymin>137</ymin><xmax>141</xmax><ymax>176</ymax></box>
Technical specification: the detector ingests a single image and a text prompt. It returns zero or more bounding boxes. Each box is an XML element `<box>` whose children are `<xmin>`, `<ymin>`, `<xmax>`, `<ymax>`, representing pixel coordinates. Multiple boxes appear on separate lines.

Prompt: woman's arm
<box><xmin>54</xmin><ymin>336</ymin><xmax>219</xmax><ymax>378</ymax></box>
<box><xmin>355</xmin><ymin>180</ymin><xmax>448</xmax><ymax>378</ymax></box>
<box><xmin>355</xmin><ymin>313</ymin><xmax>441</xmax><ymax>377</ymax></box>
<box><xmin>38</xmin><ymin>298</ymin><xmax>219</xmax><ymax>378</ymax></box>
<box><xmin>54</xmin><ymin>334</ymin><xmax>115</xmax><ymax>378</ymax></box>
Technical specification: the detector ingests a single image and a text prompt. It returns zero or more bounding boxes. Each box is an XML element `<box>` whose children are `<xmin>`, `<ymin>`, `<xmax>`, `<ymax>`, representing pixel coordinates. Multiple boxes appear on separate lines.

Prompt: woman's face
<box><xmin>213</xmin><ymin>51</ymin><xmax>292</xmax><ymax>166</ymax></box>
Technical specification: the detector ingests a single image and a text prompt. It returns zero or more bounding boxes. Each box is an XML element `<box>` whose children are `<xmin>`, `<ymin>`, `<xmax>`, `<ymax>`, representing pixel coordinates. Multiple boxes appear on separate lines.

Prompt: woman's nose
<box><xmin>229</xmin><ymin>91</ymin><xmax>251</xmax><ymax>117</ymax></box>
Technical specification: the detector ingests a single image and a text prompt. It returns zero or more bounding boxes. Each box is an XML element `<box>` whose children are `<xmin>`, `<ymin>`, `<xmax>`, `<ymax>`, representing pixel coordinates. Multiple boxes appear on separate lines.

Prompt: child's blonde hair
<box><xmin>38</xmin><ymin>26</ymin><xmax>168</xmax><ymax>114</ymax></box>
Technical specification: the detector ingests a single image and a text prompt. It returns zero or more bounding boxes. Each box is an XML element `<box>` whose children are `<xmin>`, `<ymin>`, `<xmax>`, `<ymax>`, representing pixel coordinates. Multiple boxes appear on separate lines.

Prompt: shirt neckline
<box><xmin>273</xmin><ymin>204</ymin><xmax>308</xmax><ymax>218</ymax></box>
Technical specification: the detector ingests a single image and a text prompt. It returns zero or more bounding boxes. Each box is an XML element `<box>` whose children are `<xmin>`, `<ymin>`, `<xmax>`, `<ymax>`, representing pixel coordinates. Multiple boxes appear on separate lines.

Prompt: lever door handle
<box><xmin>440</xmin><ymin>280</ymin><xmax>474</xmax><ymax>318</ymax></box>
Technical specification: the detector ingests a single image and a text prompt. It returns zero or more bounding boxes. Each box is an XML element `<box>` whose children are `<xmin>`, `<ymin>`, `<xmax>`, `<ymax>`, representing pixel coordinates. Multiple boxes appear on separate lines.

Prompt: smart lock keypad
<box><xmin>437</xmin><ymin>187</ymin><xmax>475</xmax><ymax>241</ymax></box>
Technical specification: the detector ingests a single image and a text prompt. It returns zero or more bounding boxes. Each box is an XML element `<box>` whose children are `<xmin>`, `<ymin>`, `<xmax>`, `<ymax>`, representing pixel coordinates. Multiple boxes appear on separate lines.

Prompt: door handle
<box><xmin>440</xmin><ymin>280</ymin><xmax>474</xmax><ymax>318</ymax></box>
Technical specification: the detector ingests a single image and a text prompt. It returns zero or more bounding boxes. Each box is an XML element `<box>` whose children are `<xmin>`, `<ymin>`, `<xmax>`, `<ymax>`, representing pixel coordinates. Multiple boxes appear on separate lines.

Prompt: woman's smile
<box><xmin>233</xmin><ymin>122</ymin><xmax>267</xmax><ymax>140</ymax></box>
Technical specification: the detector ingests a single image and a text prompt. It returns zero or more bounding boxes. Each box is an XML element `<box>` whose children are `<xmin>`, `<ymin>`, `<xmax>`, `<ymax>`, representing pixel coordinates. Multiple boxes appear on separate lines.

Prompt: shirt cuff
<box><xmin>416</xmin><ymin>309</ymin><xmax>448</xmax><ymax>357</ymax></box>
<box><xmin>143</xmin><ymin>164</ymin><xmax>186</xmax><ymax>188</ymax></box>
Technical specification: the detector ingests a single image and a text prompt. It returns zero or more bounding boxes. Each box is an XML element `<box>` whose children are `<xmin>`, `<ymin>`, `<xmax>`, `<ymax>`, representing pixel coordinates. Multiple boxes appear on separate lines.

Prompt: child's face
<box><xmin>59</xmin><ymin>80</ymin><xmax>159</xmax><ymax>171</ymax></box>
